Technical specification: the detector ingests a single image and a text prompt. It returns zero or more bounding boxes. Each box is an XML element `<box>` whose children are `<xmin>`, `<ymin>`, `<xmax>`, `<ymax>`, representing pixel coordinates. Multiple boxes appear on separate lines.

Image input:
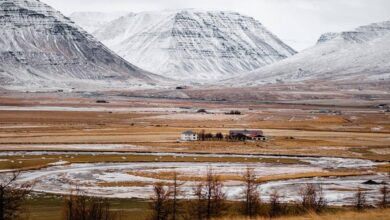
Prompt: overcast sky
<box><xmin>42</xmin><ymin>0</ymin><xmax>390</xmax><ymax>51</ymax></box>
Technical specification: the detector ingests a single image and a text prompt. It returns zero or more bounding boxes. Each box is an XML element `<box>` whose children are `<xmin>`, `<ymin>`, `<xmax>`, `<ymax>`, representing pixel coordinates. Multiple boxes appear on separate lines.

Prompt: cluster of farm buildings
<box><xmin>180</xmin><ymin>129</ymin><xmax>266</xmax><ymax>141</ymax></box>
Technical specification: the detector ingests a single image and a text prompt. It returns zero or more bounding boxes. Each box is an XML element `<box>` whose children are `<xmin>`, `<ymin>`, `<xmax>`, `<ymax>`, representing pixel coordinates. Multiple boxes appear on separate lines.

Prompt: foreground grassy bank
<box><xmin>23</xmin><ymin>193</ymin><xmax>390</xmax><ymax>220</ymax></box>
<box><xmin>217</xmin><ymin>208</ymin><xmax>390</xmax><ymax>220</ymax></box>
<box><xmin>25</xmin><ymin>194</ymin><xmax>151</xmax><ymax>220</ymax></box>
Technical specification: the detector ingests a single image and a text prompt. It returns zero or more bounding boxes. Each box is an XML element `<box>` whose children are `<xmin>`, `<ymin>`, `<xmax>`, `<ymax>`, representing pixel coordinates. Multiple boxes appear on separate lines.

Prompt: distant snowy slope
<box><xmin>0</xmin><ymin>0</ymin><xmax>163</xmax><ymax>91</ymax></box>
<box><xmin>234</xmin><ymin>21</ymin><xmax>390</xmax><ymax>86</ymax></box>
<box><xmin>93</xmin><ymin>10</ymin><xmax>296</xmax><ymax>82</ymax></box>
<box><xmin>70</xmin><ymin>11</ymin><xmax>131</xmax><ymax>33</ymax></box>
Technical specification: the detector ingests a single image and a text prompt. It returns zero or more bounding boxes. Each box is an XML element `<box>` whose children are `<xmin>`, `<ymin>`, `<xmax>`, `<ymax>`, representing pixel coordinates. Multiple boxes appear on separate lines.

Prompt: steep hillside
<box><xmin>0</xmin><ymin>0</ymin><xmax>162</xmax><ymax>91</ymax></box>
<box><xmin>70</xmin><ymin>11</ymin><xmax>131</xmax><ymax>33</ymax></box>
<box><xmin>93</xmin><ymin>10</ymin><xmax>296</xmax><ymax>82</ymax></box>
<box><xmin>234</xmin><ymin>21</ymin><xmax>390</xmax><ymax>86</ymax></box>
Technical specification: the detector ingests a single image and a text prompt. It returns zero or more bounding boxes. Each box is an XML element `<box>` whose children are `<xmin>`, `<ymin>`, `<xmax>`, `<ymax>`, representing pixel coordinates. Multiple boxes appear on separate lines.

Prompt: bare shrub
<box><xmin>169</xmin><ymin>172</ymin><xmax>183</xmax><ymax>220</ymax></box>
<box><xmin>379</xmin><ymin>185</ymin><xmax>389</xmax><ymax>208</ymax></box>
<box><xmin>299</xmin><ymin>184</ymin><xmax>327</xmax><ymax>213</ymax></box>
<box><xmin>185</xmin><ymin>167</ymin><xmax>227</xmax><ymax>220</ymax></box>
<box><xmin>354</xmin><ymin>187</ymin><xmax>367</xmax><ymax>211</ymax></box>
<box><xmin>63</xmin><ymin>189</ymin><xmax>117</xmax><ymax>220</ymax></box>
<box><xmin>0</xmin><ymin>171</ymin><xmax>32</xmax><ymax>220</ymax></box>
<box><xmin>188</xmin><ymin>182</ymin><xmax>207</xmax><ymax>220</ymax></box>
<box><xmin>215</xmin><ymin>133</ymin><xmax>224</xmax><ymax>141</ymax></box>
<box><xmin>269</xmin><ymin>190</ymin><xmax>283</xmax><ymax>218</ymax></box>
<box><xmin>205</xmin><ymin>167</ymin><xmax>226</xmax><ymax>219</ymax></box>
<box><xmin>240</xmin><ymin>168</ymin><xmax>261</xmax><ymax>217</ymax></box>
<box><xmin>198</xmin><ymin>130</ymin><xmax>206</xmax><ymax>141</ymax></box>
<box><xmin>150</xmin><ymin>183</ymin><xmax>171</xmax><ymax>220</ymax></box>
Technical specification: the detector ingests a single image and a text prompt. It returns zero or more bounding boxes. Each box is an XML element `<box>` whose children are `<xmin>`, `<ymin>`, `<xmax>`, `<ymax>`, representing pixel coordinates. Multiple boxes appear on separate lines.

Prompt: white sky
<box><xmin>42</xmin><ymin>0</ymin><xmax>390</xmax><ymax>51</ymax></box>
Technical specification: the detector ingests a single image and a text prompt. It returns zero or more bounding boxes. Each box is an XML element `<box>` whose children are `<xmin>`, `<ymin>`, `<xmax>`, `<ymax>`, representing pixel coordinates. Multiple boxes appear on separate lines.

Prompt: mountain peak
<box><xmin>235</xmin><ymin>20</ymin><xmax>390</xmax><ymax>87</ymax></box>
<box><xmin>91</xmin><ymin>10</ymin><xmax>296</xmax><ymax>82</ymax></box>
<box><xmin>70</xmin><ymin>11</ymin><xmax>132</xmax><ymax>33</ymax></box>
<box><xmin>317</xmin><ymin>20</ymin><xmax>390</xmax><ymax>44</ymax></box>
<box><xmin>0</xmin><ymin>0</ymin><xmax>162</xmax><ymax>91</ymax></box>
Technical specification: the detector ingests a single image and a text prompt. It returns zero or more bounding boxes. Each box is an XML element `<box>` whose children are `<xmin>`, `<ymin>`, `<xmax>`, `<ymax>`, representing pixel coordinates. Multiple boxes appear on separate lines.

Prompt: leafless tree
<box><xmin>198</xmin><ymin>130</ymin><xmax>206</xmax><ymax>141</ymax></box>
<box><xmin>189</xmin><ymin>182</ymin><xmax>206</xmax><ymax>220</ymax></box>
<box><xmin>354</xmin><ymin>187</ymin><xmax>367</xmax><ymax>211</ymax></box>
<box><xmin>63</xmin><ymin>188</ymin><xmax>117</xmax><ymax>220</ymax></box>
<box><xmin>299</xmin><ymin>184</ymin><xmax>327</xmax><ymax>213</ymax></box>
<box><xmin>169</xmin><ymin>172</ymin><xmax>183</xmax><ymax>220</ymax></box>
<box><xmin>204</xmin><ymin>167</ymin><xmax>226</xmax><ymax>219</ymax></box>
<box><xmin>185</xmin><ymin>167</ymin><xmax>226</xmax><ymax>220</ymax></box>
<box><xmin>0</xmin><ymin>171</ymin><xmax>32</xmax><ymax>220</ymax></box>
<box><xmin>269</xmin><ymin>190</ymin><xmax>283</xmax><ymax>218</ymax></box>
<box><xmin>240</xmin><ymin>168</ymin><xmax>261</xmax><ymax>217</ymax></box>
<box><xmin>379</xmin><ymin>184</ymin><xmax>389</xmax><ymax>208</ymax></box>
<box><xmin>150</xmin><ymin>182</ymin><xmax>171</xmax><ymax>220</ymax></box>
<box><xmin>215</xmin><ymin>133</ymin><xmax>224</xmax><ymax>141</ymax></box>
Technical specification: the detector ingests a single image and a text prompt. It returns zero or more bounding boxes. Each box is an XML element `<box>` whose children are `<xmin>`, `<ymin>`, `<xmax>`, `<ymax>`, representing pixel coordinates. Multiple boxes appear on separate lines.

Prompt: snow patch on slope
<box><xmin>92</xmin><ymin>9</ymin><xmax>296</xmax><ymax>82</ymax></box>
<box><xmin>0</xmin><ymin>0</ymin><xmax>165</xmax><ymax>91</ymax></box>
<box><xmin>234</xmin><ymin>21</ymin><xmax>390</xmax><ymax>86</ymax></box>
<box><xmin>70</xmin><ymin>11</ymin><xmax>132</xmax><ymax>33</ymax></box>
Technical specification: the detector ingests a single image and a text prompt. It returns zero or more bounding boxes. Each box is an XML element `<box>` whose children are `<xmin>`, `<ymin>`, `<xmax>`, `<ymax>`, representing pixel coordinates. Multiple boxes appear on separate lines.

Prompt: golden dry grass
<box><xmin>216</xmin><ymin>209</ymin><xmax>390</xmax><ymax>220</ymax></box>
<box><xmin>376</xmin><ymin>164</ymin><xmax>390</xmax><ymax>173</ymax></box>
<box><xmin>1</xmin><ymin>96</ymin><xmax>390</xmax><ymax>161</ymax></box>
<box><xmin>256</xmin><ymin>171</ymin><xmax>370</xmax><ymax>183</ymax></box>
<box><xmin>126</xmin><ymin>170</ymin><xmax>369</xmax><ymax>183</ymax></box>
<box><xmin>0</xmin><ymin>154</ymin><xmax>304</xmax><ymax>171</ymax></box>
<box><xmin>127</xmin><ymin>170</ymin><xmax>244</xmax><ymax>182</ymax></box>
<box><xmin>97</xmin><ymin>181</ymin><xmax>149</xmax><ymax>187</ymax></box>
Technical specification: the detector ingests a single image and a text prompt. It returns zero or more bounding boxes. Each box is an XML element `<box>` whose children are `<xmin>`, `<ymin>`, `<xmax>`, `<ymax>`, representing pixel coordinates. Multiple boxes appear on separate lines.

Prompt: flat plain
<box><xmin>0</xmin><ymin>91</ymin><xmax>389</xmax><ymax>219</ymax></box>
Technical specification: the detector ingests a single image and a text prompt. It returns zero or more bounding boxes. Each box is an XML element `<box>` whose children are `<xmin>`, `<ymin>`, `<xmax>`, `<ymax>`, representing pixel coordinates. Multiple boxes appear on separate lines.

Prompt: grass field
<box><xmin>24</xmin><ymin>194</ymin><xmax>390</xmax><ymax>220</ymax></box>
<box><xmin>1</xmin><ymin>94</ymin><xmax>389</xmax><ymax>219</ymax></box>
<box><xmin>0</xmin><ymin>96</ymin><xmax>389</xmax><ymax>161</ymax></box>
<box><xmin>217</xmin><ymin>209</ymin><xmax>390</xmax><ymax>220</ymax></box>
<box><xmin>24</xmin><ymin>194</ymin><xmax>151</xmax><ymax>220</ymax></box>
<box><xmin>0</xmin><ymin>153</ymin><xmax>304</xmax><ymax>171</ymax></box>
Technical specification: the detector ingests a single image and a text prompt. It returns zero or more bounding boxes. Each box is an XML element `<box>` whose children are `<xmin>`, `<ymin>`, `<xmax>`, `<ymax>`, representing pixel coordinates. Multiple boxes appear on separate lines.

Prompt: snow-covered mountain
<box><xmin>234</xmin><ymin>21</ymin><xmax>390</xmax><ymax>86</ymax></box>
<box><xmin>70</xmin><ymin>11</ymin><xmax>131</xmax><ymax>33</ymax></box>
<box><xmin>92</xmin><ymin>10</ymin><xmax>296</xmax><ymax>82</ymax></box>
<box><xmin>0</xmin><ymin>0</ymin><xmax>163</xmax><ymax>91</ymax></box>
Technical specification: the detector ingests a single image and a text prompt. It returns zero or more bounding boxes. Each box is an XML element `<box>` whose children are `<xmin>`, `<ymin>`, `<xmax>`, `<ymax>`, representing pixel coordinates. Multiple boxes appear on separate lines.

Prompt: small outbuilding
<box><xmin>181</xmin><ymin>130</ymin><xmax>198</xmax><ymax>141</ymax></box>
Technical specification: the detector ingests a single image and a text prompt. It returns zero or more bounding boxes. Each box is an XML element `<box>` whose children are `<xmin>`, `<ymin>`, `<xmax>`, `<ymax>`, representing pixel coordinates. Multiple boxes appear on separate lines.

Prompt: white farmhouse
<box><xmin>181</xmin><ymin>130</ymin><xmax>198</xmax><ymax>141</ymax></box>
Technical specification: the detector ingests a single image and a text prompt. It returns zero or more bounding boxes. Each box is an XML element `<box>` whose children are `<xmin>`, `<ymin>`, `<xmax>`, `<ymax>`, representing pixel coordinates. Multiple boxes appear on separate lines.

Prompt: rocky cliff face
<box><xmin>233</xmin><ymin>21</ymin><xmax>390</xmax><ymax>86</ymax></box>
<box><xmin>318</xmin><ymin>21</ymin><xmax>390</xmax><ymax>44</ymax></box>
<box><xmin>0</xmin><ymin>0</ymin><xmax>161</xmax><ymax>91</ymax></box>
<box><xmin>92</xmin><ymin>10</ymin><xmax>296</xmax><ymax>82</ymax></box>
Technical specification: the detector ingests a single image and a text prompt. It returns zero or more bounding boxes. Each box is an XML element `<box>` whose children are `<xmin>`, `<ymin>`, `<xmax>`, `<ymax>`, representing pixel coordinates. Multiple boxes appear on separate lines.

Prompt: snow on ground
<box><xmin>370</xmin><ymin>148</ymin><xmax>390</xmax><ymax>155</ymax></box>
<box><xmin>95</xmin><ymin>172</ymin><xmax>158</xmax><ymax>183</ymax></box>
<box><xmin>16</xmin><ymin>162</ymin><xmax>320</xmax><ymax>198</ymax></box>
<box><xmin>15</xmin><ymin>161</ymin><xmax>386</xmax><ymax>205</ymax></box>
<box><xmin>48</xmin><ymin>161</ymin><xmax>69</xmax><ymax>166</ymax></box>
<box><xmin>258</xmin><ymin>174</ymin><xmax>389</xmax><ymax>206</ymax></box>
<box><xmin>92</xmin><ymin>9</ymin><xmax>295</xmax><ymax>82</ymax></box>
<box><xmin>0</xmin><ymin>150</ymin><xmax>379</xmax><ymax>170</ymax></box>
<box><xmin>145</xmin><ymin>113</ymin><xmax>245</xmax><ymax>121</ymax></box>
<box><xmin>0</xmin><ymin>106</ymin><xmax>192</xmax><ymax>113</ymax></box>
<box><xmin>1</xmin><ymin>144</ymin><xmax>149</xmax><ymax>151</ymax></box>
<box><xmin>4</xmin><ymin>150</ymin><xmax>382</xmax><ymax>205</ymax></box>
<box><xmin>0</xmin><ymin>150</ymin><xmax>383</xmax><ymax>205</ymax></box>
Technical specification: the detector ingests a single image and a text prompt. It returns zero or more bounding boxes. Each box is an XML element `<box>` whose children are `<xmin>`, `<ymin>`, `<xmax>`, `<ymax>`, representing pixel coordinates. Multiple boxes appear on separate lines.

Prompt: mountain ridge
<box><xmin>91</xmin><ymin>9</ymin><xmax>296</xmax><ymax>82</ymax></box>
<box><xmin>70</xmin><ymin>11</ymin><xmax>131</xmax><ymax>33</ymax></box>
<box><xmin>230</xmin><ymin>20</ymin><xmax>390</xmax><ymax>86</ymax></box>
<box><xmin>0</xmin><ymin>0</ymin><xmax>164</xmax><ymax>91</ymax></box>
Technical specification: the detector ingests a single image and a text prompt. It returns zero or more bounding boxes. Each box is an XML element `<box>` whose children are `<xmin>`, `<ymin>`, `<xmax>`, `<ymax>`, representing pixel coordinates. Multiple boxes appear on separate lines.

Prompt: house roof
<box><xmin>229</xmin><ymin>129</ymin><xmax>263</xmax><ymax>136</ymax></box>
<box><xmin>182</xmin><ymin>130</ymin><xmax>196</xmax><ymax>135</ymax></box>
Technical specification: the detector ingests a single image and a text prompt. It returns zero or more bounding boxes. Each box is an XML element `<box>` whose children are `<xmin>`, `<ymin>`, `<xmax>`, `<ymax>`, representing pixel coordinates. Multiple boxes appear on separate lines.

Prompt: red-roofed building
<box><xmin>229</xmin><ymin>129</ymin><xmax>265</xmax><ymax>141</ymax></box>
